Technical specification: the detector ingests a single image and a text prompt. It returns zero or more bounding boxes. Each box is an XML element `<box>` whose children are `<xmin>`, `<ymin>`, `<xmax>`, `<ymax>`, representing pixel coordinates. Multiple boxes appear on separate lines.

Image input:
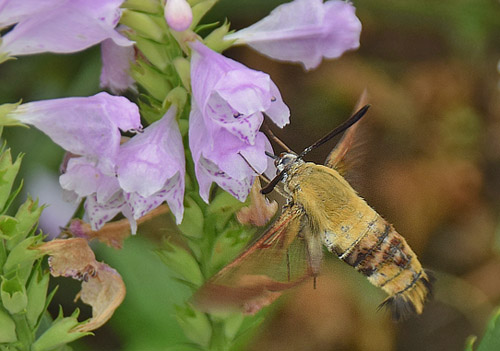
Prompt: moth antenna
<box><xmin>262</xmin><ymin>122</ymin><xmax>293</xmax><ymax>153</ymax></box>
<box><xmin>298</xmin><ymin>104</ymin><xmax>371</xmax><ymax>159</ymax></box>
<box><xmin>239</xmin><ymin>152</ymin><xmax>287</xmax><ymax>197</ymax></box>
<box><xmin>265</xmin><ymin>151</ymin><xmax>278</xmax><ymax>160</ymax></box>
<box><xmin>261</xmin><ymin>170</ymin><xmax>285</xmax><ymax>194</ymax></box>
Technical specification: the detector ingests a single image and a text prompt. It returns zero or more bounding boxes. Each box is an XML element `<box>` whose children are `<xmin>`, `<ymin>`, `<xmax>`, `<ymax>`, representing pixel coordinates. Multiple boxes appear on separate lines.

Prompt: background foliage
<box><xmin>1</xmin><ymin>0</ymin><xmax>500</xmax><ymax>350</ymax></box>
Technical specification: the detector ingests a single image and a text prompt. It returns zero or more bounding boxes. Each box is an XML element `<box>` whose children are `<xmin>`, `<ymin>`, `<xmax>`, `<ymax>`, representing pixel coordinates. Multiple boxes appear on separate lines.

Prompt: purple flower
<box><xmin>100</xmin><ymin>36</ymin><xmax>136</xmax><ymax>94</ymax></box>
<box><xmin>115</xmin><ymin>105</ymin><xmax>185</xmax><ymax>225</ymax></box>
<box><xmin>164</xmin><ymin>0</ymin><xmax>193</xmax><ymax>32</ymax></box>
<box><xmin>224</xmin><ymin>0</ymin><xmax>361</xmax><ymax>70</ymax></box>
<box><xmin>61</xmin><ymin>105</ymin><xmax>185</xmax><ymax>233</ymax></box>
<box><xmin>189</xmin><ymin>41</ymin><xmax>289</xmax><ymax>202</ymax></box>
<box><xmin>9</xmin><ymin>92</ymin><xmax>141</xmax><ymax>172</ymax></box>
<box><xmin>0</xmin><ymin>0</ymin><xmax>132</xmax><ymax>57</ymax></box>
<box><xmin>189</xmin><ymin>104</ymin><xmax>273</xmax><ymax>202</ymax></box>
<box><xmin>0</xmin><ymin>0</ymin><xmax>65</xmax><ymax>28</ymax></box>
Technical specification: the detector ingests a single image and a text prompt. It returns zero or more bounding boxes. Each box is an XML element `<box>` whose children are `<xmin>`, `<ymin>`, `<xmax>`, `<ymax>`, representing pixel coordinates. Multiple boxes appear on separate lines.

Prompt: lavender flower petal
<box><xmin>224</xmin><ymin>0</ymin><xmax>361</xmax><ymax>70</ymax></box>
<box><xmin>0</xmin><ymin>0</ymin><xmax>132</xmax><ymax>57</ymax></box>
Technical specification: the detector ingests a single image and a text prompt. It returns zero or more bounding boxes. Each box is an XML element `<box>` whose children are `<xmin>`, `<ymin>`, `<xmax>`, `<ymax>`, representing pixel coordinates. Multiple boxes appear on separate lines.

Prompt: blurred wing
<box><xmin>192</xmin><ymin>205</ymin><xmax>312</xmax><ymax>315</ymax></box>
<box><xmin>325</xmin><ymin>90</ymin><xmax>370</xmax><ymax>175</ymax></box>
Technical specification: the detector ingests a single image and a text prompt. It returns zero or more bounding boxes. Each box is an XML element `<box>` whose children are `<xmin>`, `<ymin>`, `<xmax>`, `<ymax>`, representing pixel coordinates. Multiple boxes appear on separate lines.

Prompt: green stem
<box><xmin>12</xmin><ymin>313</ymin><xmax>33</xmax><ymax>349</ymax></box>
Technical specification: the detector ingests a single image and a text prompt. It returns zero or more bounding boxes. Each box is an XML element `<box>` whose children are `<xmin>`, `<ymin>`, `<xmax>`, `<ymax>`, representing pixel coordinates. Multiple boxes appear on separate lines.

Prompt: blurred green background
<box><xmin>1</xmin><ymin>0</ymin><xmax>500</xmax><ymax>350</ymax></box>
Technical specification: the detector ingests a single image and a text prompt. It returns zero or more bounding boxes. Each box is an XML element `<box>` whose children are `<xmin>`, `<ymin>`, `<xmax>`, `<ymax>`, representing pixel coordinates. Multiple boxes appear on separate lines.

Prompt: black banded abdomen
<box><xmin>330</xmin><ymin>216</ymin><xmax>433</xmax><ymax>319</ymax></box>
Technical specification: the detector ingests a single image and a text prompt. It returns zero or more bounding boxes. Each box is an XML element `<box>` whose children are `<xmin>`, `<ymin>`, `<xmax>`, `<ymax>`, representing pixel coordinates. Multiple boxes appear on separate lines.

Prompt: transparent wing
<box><xmin>325</xmin><ymin>90</ymin><xmax>370</xmax><ymax>175</ymax></box>
<box><xmin>192</xmin><ymin>205</ymin><xmax>313</xmax><ymax>315</ymax></box>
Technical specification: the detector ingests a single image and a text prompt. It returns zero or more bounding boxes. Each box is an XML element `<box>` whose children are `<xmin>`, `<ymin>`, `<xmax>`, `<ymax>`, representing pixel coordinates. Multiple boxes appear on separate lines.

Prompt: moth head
<box><xmin>275</xmin><ymin>152</ymin><xmax>299</xmax><ymax>173</ymax></box>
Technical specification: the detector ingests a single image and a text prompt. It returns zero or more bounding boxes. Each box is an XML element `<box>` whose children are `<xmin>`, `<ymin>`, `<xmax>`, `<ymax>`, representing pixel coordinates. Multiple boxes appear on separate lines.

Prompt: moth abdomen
<box><xmin>378</xmin><ymin>270</ymin><xmax>434</xmax><ymax>321</ymax></box>
<box><xmin>337</xmin><ymin>216</ymin><xmax>433</xmax><ymax>320</ymax></box>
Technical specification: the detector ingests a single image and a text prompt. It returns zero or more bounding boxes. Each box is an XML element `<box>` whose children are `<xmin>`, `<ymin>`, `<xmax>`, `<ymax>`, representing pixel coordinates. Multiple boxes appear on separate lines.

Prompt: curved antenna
<box><xmin>261</xmin><ymin>170</ymin><xmax>285</xmax><ymax>194</ymax></box>
<box><xmin>261</xmin><ymin>105</ymin><xmax>371</xmax><ymax>195</ymax></box>
<box><xmin>298</xmin><ymin>104</ymin><xmax>370</xmax><ymax>159</ymax></box>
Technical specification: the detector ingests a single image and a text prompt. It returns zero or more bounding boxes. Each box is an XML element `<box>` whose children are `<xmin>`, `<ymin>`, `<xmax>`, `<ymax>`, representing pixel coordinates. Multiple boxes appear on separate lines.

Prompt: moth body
<box><xmin>283</xmin><ymin>159</ymin><xmax>433</xmax><ymax>320</ymax></box>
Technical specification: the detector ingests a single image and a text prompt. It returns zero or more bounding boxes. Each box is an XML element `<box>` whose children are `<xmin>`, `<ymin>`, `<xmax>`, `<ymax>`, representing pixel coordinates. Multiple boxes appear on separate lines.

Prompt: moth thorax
<box><xmin>275</xmin><ymin>152</ymin><xmax>299</xmax><ymax>173</ymax></box>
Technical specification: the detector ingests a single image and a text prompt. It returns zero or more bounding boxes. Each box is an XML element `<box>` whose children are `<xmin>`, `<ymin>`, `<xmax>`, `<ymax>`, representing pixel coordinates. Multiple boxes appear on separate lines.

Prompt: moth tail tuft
<box><xmin>378</xmin><ymin>270</ymin><xmax>434</xmax><ymax>322</ymax></box>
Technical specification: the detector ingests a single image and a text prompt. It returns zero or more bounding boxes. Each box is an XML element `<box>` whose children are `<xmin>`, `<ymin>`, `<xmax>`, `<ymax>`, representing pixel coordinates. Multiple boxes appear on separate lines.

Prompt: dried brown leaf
<box><xmin>237</xmin><ymin>180</ymin><xmax>278</xmax><ymax>227</ymax></box>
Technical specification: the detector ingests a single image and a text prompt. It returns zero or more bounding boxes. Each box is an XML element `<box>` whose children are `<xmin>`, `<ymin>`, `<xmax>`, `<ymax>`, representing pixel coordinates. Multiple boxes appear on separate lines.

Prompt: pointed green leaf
<box><xmin>26</xmin><ymin>265</ymin><xmax>50</xmax><ymax>328</ymax></box>
<box><xmin>204</xmin><ymin>21</ymin><xmax>234</xmax><ymax>53</ymax></box>
<box><xmin>4</xmin><ymin>197</ymin><xmax>44</xmax><ymax>250</ymax></box>
<box><xmin>474</xmin><ymin>307</ymin><xmax>500</xmax><ymax>351</ymax></box>
<box><xmin>0</xmin><ymin>101</ymin><xmax>24</xmax><ymax>127</ymax></box>
<box><xmin>3</xmin><ymin>236</ymin><xmax>43</xmax><ymax>282</ymax></box>
<box><xmin>177</xmin><ymin>196</ymin><xmax>204</xmax><ymax>239</ymax></box>
<box><xmin>0</xmin><ymin>307</ymin><xmax>17</xmax><ymax>343</ymax></box>
<box><xmin>131</xmin><ymin>59</ymin><xmax>172</xmax><ymax>101</ymax></box>
<box><xmin>120</xmin><ymin>9</ymin><xmax>168</xmax><ymax>42</ymax></box>
<box><xmin>0</xmin><ymin>150</ymin><xmax>22</xmax><ymax>212</ymax></box>
<box><xmin>32</xmin><ymin>308</ymin><xmax>91</xmax><ymax>351</ymax></box>
<box><xmin>191</xmin><ymin>0</ymin><xmax>217</xmax><ymax>28</ymax></box>
<box><xmin>175</xmin><ymin>304</ymin><xmax>211</xmax><ymax>348</ymax></box>
<box><xmin>156</xmin><ymin>240</ymin><xmax>203</xmax><ymax>286</ymax></box>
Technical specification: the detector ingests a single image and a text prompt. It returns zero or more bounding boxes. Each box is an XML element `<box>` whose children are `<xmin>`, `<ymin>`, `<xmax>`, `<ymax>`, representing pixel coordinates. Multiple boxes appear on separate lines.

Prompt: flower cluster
<box><xmin>1</xmin><ymin>0</ymin><xmax>362</xmax><ymax>232</ymax></box>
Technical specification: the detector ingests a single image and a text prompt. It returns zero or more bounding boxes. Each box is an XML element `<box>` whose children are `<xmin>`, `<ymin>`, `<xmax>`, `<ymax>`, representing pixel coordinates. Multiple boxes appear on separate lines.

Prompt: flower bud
<box><xmin>1</xmin><ymin>276</ymin><xmax>28</xmax><ymax>315</ymax></box>
<box><xmin>164</xmin><ymin>0</ymin><xmax>193</xmax><ymax>32</ymax></box>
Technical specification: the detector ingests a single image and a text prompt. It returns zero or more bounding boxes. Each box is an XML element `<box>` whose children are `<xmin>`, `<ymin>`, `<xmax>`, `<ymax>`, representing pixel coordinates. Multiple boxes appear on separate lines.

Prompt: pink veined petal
<box><xmin>198</xmin><ymin>157</ymin><xmax>254</xmax><ymax>202</ymax></box>
<box><xmin>188</xmin><ymin>101</ymin><xmax>211</xmax><ymax>160</ymax></box>
<box><xmin>116</xmin><ymin>105</ymin><xmax>185</xmax><ymax>198</ymax></box>
<box><xmin>214</xmin><ymin>70</ymin><xmax>271</xmax><ymax>115</ymax></box>
<box><xmin>100</xmin><ymin>37</ymin><xmax>136</xmax><ymax>94</ymax></box>
<box><xmin>59</xmin><ymin>157</ymin><xmax>121</xmax><ymax>203</ymax></box>
<box><xmin>10</xmin><ymin>92</ymin><xmax>141</xmax><ymax>161</ymax></box>
<box><xmin>264</xmin><ymin>81</ymin><xmax>290</xmax><ymax>128</ymax></box>
<box><xmin>205</xmin><ymin>95</ymin><xmax>264</xmax><ymax>145</ymax></box>
<box><xmin>0</xmin><ymin>0</ymin><xmax>132</xmax><ymax>56</ymax></box>
<box><xmin>0</xmin><ymin>0</ymin><xmax>65</xmax><ymax>28</ymax></box>
<box><xmin>164</xmin><ymin>0</ymin><xmax>193</xmax><ymax>32</ymax></box>
<box><xmin>321</xmin><ymin>0</ymin><xmax>362</xmax><ymax>59</ymax></box>
<box><xmin>206</xmin><ymin>129</ymin><xmax>267</xmax><ymax>180</ymax></box>
<box><xmin>190</xmin><ymin>41</ymin><xmax>279</xmax><ymax>118</ymax></box>
<box><xmin>191</xmin><ymin>41</ymin><xmax>286</xmax><ymax>144</ymax></box>
<box><xmin>125</xmin><ymin>172</ymin><xmax>184</xmax><ymax>225</ymax></box>
<box><xmin>85</xmin><ymin>192</ymin><xmax>127</xmax><ymax>231</ymax></box>
<box><xmin>224</xmin><ymin>0</ymin><xmax>361</xmax><ymax>70</ymax></box>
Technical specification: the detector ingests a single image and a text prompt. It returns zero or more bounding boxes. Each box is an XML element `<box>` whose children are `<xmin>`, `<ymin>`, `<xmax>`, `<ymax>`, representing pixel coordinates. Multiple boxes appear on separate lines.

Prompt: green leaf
<box><xmin>465</xmin><ymin>335</ymin><xmax>477</xmax><ymax>351</ymax></box>
<box><xmin>204</xmin><ymin>21</ymin><xmax>234</xmax><ymax>53</ymax></box>
<box><xmin>175</xmin><ymin>304</ymin><xmax>212</xmax><ymax>348</ymax></box>
<box><xmin>222</xmin><ymin>313</ymin><xmax>244</xmax><ymax>341</ymax></box>
<box><xmin>177</xmin><ymin>196</ymin><xmax>204</xmax><ymax>239</ymax></box>
<box><xmin>26</xmin><ymin>265</ymin><xmax>50</xmax><ymax>329</ymax></box>
<box><xmin>4</xmin><ymin>197</ymin><xmax>44</xmax><ymax>250</ymax></box>
<box><xmin>120</xmin><ymin>9</ymin><xmax>168</xmax><ymax>42</ymax></box>
<box><xmin>131</xmin><ymin>58</ymin><xmax>173</xmax><ymax>101</ymax></box>
<box><xmin>3</xmin><ymin>235</ymin><xmax>43</xmax><ymax>282</ymax></box>
<box><xmin>0</xmin><ymin>101</ymin><xmax>24</xmax><ymax>128</ymax></box>
<box><xmin>172</xmin><ymin>57</ymin><xmax>191</xmax><ymax>91</ymax></box>
<box><xmin>191</xmin><ymin>0</ymin><xmax>218</xmax><ymax>28</ymax></box>
<box><xmin>0</xmin><ymin>150</ymin><xmax>22</xmax><ymax>213</ymax></box>
<box><xmin>210</xmin><ymin>226</ymin><xmax>251</xmax><ymax>275</ymax></box>
<box><xmin>207</xmin><ymin>191</ymin><xmax>247</xmax><ymax>231</ymax></box>
<box><xmin>156</xmin><ymin>240</ymin><xmax>203</xmax><ymax>286</ymax></box>
<box><xmin>0</xmin><ymin>276</ymin><xmax>28</xmax><ymax>315</ymax></box>
<box><xmin>469</xmin><ymin>307</ymin><xmax>500</xmax><ymax>351</ymax></box>
<box><xmin>130</xmin><ymin>34</ymin><xmax>172</xmax><ymax>72</ymax></box>
<box><xmin>32</xmin><ymin>308</ymin><xmax>91</xmax><ymax>351</ymax></box>
<box><xmin>122</xmin><ymin>0</ymin><xmax>162</xmax><ymax>13</ymax></box>
<box><xmin>0</xmin><ymin>307</ymin><xmax>17</xmax><ymax>343</ymax></box>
